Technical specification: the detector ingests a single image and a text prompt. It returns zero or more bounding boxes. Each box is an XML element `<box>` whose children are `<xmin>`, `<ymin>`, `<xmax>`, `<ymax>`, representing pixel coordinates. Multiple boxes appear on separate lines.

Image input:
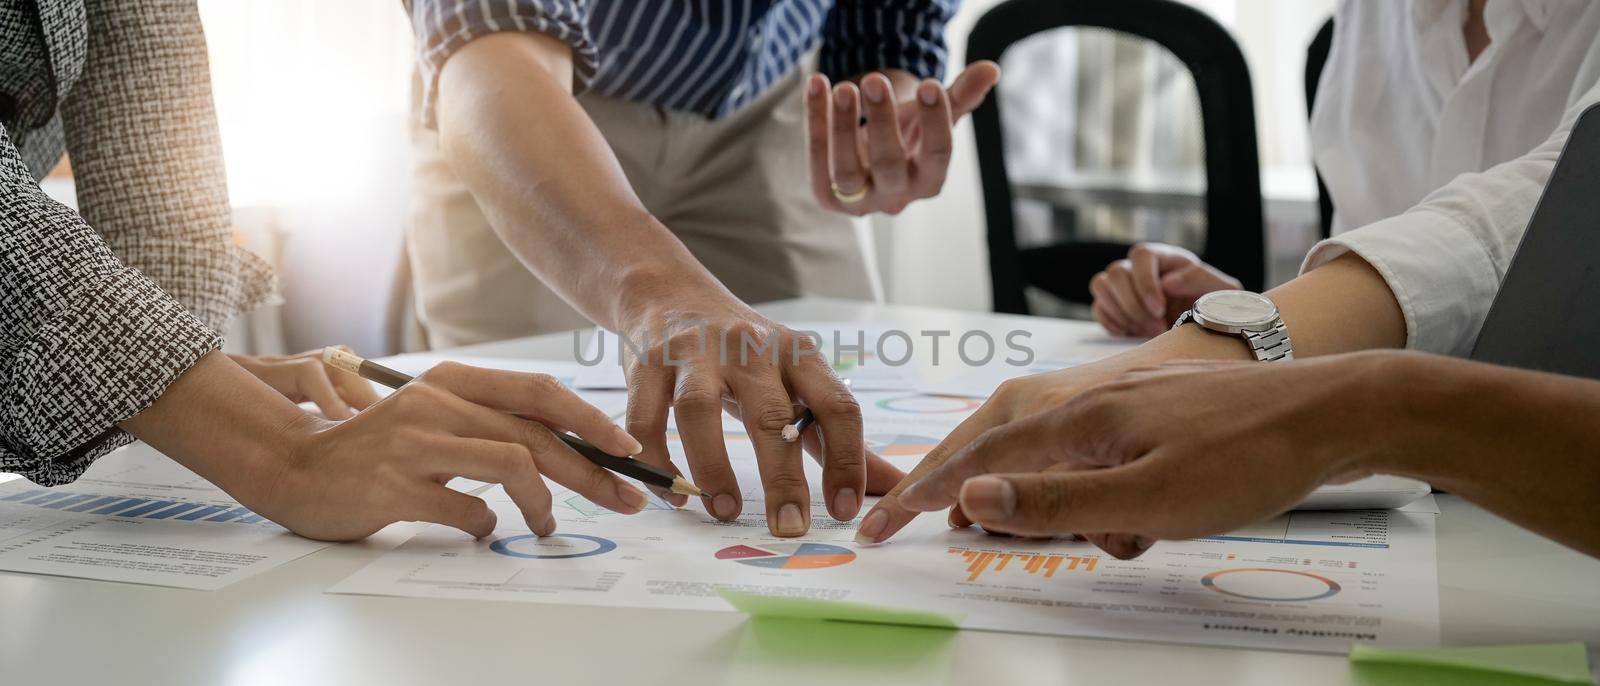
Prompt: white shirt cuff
<box><xmin>1300</xmin><ymin>210</ymin><xmax>1502</xmax><ymax>356</ymax></box>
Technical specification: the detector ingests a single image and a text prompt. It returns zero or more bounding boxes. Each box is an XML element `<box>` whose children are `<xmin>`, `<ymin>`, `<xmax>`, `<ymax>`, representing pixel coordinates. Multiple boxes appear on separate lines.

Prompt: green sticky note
<box><xmin>1350</xmin><ymin>643</ymin><xmax>1594</xmax><ymax>686</ymax></box>
<box><xmin>719</xmin><ymin>590</ymin><xmax>961</xmax><ymax>630</ymax></box>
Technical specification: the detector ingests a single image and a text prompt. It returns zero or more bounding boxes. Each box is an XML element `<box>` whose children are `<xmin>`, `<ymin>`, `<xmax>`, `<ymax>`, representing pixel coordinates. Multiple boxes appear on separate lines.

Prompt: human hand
<box><xmin>1090</xmin><ymin>243</ymin><xmax>1240</xmax><ymax>338</ymax></box>
<box><xmin>618</xmin><ymin>297</ymin><xmax>901</xmax><ymax>537</ymax></box>
<box><xmin>854</xmin><ymin>360</ymin><xmax>1135</xmax><ymax>548</ymax></box>
<box><xmin>806</xmin><ymin>62</ymin><xmax>1000</xmax><ymax>216</ymax></box>
<box><xmin>260</xmin><ymin>361</ymin><xmax>649</xmax><ymax>541</ymax></box>
<box><xmin>720</xmin><ymin>396</ymin><xmax>905</xmax><ymax>493</ymax></box>
<box><xmin>231</xmin><ymin>347</ymin><xmax>382</xmax><ymax>420</ymax></box>
<box><xmin>888</xmin><ymin>357</ymin><xmax>1387</xmax><ymax>558</ymax></box>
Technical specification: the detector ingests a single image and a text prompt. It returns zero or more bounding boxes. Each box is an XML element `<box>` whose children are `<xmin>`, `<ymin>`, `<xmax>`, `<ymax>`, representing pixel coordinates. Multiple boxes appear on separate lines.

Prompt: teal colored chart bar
<box><xmin>2</xmin><ymin>490</ymin><xmax>43</xmax><ymax>502</ymax></box>
<box><xmin>143</xmin><ymin>503</ymin><xmax>204</xmax><ymax>519</ymax></box>
<box><xmin>67</xmin><ymin>496</ymin><xmax>122</xmax><ymax>512</ymax></box>
<box><xmin>43</xmin><ymin>494</ymin><xmax>96</xmax><ymax>510</ymax></box>
<box><xmin>94</xmin><ymin>498</ymin><xmax>149</xmax><ymax>515</ymax></box>
<box><xmin>176</xmin><ymin>505</ymin><xmax>230</xmax><ymax>521</ymax></box>
<box><xmin>204</xmin><ymin>506</ymin><xmax>253</xmax><ymax>522</ymax></box>
<box><xmin>118</xmin><ymin>501</ymin><xmax>175</xmax><ymax>517</ymax></box>
<box><xmin>24</xmin><ymin>492</ymin><xmax>70</xmax><ymax>506</ymax></box>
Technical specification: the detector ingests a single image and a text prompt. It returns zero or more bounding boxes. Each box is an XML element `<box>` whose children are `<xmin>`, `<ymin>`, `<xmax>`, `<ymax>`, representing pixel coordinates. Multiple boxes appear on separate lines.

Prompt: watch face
<box><xmin>1194</xmin><ymin>290</ymin><xmax>1278</xmax><ymax>329</ymax></box>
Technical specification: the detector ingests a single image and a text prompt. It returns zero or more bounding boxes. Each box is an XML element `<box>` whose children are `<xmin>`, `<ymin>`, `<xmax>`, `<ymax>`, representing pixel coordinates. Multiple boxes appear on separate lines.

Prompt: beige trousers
<box><xmin>407</xmin><ymin>67</ymin><xmax>880</xmax><ymax>349</ymax></box>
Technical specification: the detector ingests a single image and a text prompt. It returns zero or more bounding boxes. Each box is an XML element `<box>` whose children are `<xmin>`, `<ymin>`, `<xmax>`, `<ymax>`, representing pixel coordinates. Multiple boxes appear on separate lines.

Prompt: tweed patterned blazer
<box><xmin>0</xmin><ymin>0</ymin><xmax>275</xmax><ymax>485</ymax></box>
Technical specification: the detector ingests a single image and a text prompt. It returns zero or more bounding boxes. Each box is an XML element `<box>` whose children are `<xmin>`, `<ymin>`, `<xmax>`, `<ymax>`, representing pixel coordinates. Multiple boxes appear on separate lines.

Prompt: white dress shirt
<box><xmin>1303</xmin><ymin>0</ymin><xmax>1600</xmax><ymax>355</ymax></box>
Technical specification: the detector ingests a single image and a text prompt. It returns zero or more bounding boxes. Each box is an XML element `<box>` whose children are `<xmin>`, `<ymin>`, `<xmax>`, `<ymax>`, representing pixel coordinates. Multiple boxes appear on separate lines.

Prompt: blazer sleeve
<box><xmin>61</xmin><ymin>0</ymin><xmax>276</xmax><ymax>334</ymax></box>
<box><xmin>0</xmin><ymin>121</ymin><xmax>222</xmax><ymax>486</ymax></box>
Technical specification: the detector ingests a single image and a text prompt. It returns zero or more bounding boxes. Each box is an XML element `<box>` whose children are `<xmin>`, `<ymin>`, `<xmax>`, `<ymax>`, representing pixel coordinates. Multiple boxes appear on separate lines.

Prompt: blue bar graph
<box><xmin>144</xmin><ymin>503</ymin><xmax>205</xmax><ymax>519</ymax></box>
<box><xmin>24</xmin><ymin>492</ymin><xmax>70</xmax><ymax>506</ymax></box>
<box><xmin>94</xmin><ymin>498</ymin><xmax>149</xmax><ymax>515</ymax></box>
<box><xmin>67</xmin><ymin>496</ymin><xmax>123</xmax><ymax>513</ymax></box>
<box><xmin>118</xmin><ymin>501</ymin><xmax>176</xmax><ymax>517</ymax></box>
<box><xmin>176</xmin><ymin>505</ymin><xmax>231</xmax><ymax>521</ymax></box>
<box><xmin>43</xmin><ymin>494</ymin><xmax>97</xmax><ymax>510</ymax></box>
<box><xmin>205</xmin><ymin>506</ymin><xmax>253</xmax><ymax>522</ymax></box>
<box><xmin>4</xmin><ymin>487</ymin><xmax>269</xmax><ymax>527</ymax></box>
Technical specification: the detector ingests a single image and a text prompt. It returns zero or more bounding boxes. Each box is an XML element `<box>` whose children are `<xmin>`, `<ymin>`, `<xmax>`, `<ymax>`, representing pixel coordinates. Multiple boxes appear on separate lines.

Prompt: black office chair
<box><xmin>969</xmin><ymin>0</ymin><xmax>1265</xmax><ymax>315</ymax></box>
<box><xmin>1305</xmin><ymin>17</ymin><xmax>1336</xmax><ymax>240</ymax></box>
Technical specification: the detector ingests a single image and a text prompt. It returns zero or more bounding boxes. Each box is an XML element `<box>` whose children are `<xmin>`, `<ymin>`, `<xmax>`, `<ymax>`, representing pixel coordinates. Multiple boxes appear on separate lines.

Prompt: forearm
<box><xmin>1086</xmin><ymin>253</ymin><xmax>1407</xmax><ymax>372</ymax></box>
<box><xmin>120</xmin><ymin>351</ymin><xmax>306</xmax><ymax>513</ymax></box>
<box><xmin>1366</xmin><ymin>354</ymin><xmax>1600</xmax><ymax>557</ymax></box>
<box><xmin>435</xmin><ymin>32</ymin><xmax>728</xmax><ymax>331</ymax></box>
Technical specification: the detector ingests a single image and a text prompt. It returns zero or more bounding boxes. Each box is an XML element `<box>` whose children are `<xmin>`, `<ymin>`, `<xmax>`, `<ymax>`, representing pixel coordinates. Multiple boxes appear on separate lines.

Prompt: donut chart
<box><xmin>490</xmin><ymin>533</ymin><xmax>617</xmax><ymax>559</ymax></box>
<box><xmin>716</xmin><ymin>542</ymin><xmax>856</xmax><ymax>569</ymax></box>
<box><xmin>874</xmin><ymin>395</ymin><xmax>982</xmax><ymax>415</ymax></box>
<box><xmin>1200</xmin><ymin>568</ymin><xmax>1341</xmax><ymax>602</ymax></box>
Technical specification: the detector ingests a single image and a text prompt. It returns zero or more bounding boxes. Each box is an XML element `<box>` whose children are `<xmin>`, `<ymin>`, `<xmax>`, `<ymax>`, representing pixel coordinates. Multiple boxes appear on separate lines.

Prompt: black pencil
<box><xmin>781</xmin><ymin>378</ymin><xmax>846</xmax><ymax>442</ymax></box>
<box><xmin>781</xmin><ymin>409</ymin><xmax>815</xmax><ymax>442</ymax></box>
<box><xmin>321</xmin><ymin>348</ymin><xmax>705</xmax><ymax>498</ymax></box>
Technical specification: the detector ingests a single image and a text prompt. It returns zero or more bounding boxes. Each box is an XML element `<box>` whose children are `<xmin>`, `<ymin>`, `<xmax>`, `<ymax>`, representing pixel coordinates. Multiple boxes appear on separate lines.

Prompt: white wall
<box><xmin>199</xmin><ymin>0</ymin><xmax>415</xmax><ymax>355</ymax></box>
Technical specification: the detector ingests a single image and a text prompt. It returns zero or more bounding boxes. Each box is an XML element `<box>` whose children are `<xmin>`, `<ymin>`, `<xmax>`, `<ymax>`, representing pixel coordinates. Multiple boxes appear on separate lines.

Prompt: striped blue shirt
<box><xmin>406</xmin><ymin>0</ymin><xmax>958</xmax><ymax>126</ymax></box>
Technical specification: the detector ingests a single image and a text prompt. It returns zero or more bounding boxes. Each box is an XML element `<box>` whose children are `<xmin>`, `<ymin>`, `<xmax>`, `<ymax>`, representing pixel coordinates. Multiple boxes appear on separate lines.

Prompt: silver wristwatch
<box><xmin>1172</xmin><ymin>290</ymin><xmax>1294</xmax><ymax>362</ymax></box>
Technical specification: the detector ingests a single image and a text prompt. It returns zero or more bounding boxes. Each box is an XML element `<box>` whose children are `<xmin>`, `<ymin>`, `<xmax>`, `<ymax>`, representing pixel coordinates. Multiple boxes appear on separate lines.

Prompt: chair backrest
<box><xmin>1305</xmin><ymin>17</ymin><xmax>1336</xmax><ymax>240</ymax></box>
<box><xmin>969</xmin><ymin>0</ymin><xmax>1265</xmax><ymax>315</ymax></box>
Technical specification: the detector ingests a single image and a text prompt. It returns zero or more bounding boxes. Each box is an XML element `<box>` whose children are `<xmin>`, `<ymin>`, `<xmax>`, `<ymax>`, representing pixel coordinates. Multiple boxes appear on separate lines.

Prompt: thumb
<box><xmin>956</xmin><ymin>466</ymin><xmax>1157</xmax><ymax>540</ymax></box>
<box><xmin>949</xmin><ymin>60</ymin><xmax>1001</xmax><ymax>118</ymax></box>
<box><xmin>1161</xmin><ymin>263</ymin><xmax>1237</xmax><ymax>300</ymax></box>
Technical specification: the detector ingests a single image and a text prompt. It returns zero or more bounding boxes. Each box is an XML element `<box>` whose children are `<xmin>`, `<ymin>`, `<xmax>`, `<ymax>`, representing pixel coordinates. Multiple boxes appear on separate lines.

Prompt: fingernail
<box><xmin>809</xmin><ymin>76</ymin><xmax>825</xmax><ymax>96</ymax></box>
<box><xmin>616</xmin><ymin>426</ymin><xmax>644</xmax><ymax>455</ymax></box>
<box><xmin>776</xmin><ymin>503</ymin><xmax>806</xmax><ymax>537</ymax></box>
<box><xmin>832</xmin><ymin>488</ymin><xmax>859</xmax><ymax>519</ymax></box>
<box><xmin>712</xmin><ymin>493</ymin><xmax>738</xmax><ymax>519</ymax></box>
<box><xmin>960</xmin><ymin>477</ymin><xmax>1015</xmax><ymax>522</ymax></box>
<box><xmin>618</xmin><ymin>483</ymin><xmax>649</xmax><ymax>512</ymax></box>
<box><xmin>919</xmin><ymin>82</ymin><xmax>939</xmax><ymax>106</ymax></box>
<box><xmin>538</xmin><ymin>514</ymin><xmax>557</xmax><ymax>536</ymax></box>
<box><xmin>863</xmin><ymin>78</ymin><xmax>885</xmax><ymax>104</ymax></box>
<box><xmin>834</xmin><ymin>85</ymin><xmax>852</xmax><ymax>110</ymax></box>
<box><xmin>1135</xmin><ymin>536</ymin><xmax>1157</xmax><ymax>551</ymax></box>
<box><xmin>854</xmin><ymin>509</ymin><xmax>888</xmax><ymax>545</ymax></box>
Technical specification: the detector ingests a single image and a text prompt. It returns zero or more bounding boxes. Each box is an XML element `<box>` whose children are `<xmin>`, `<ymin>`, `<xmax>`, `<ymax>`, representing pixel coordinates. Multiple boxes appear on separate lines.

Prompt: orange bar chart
<box><xmin>949</xmin><ymin>548</ymin><xmax>1097</xmax><ymax>582</ymax></box>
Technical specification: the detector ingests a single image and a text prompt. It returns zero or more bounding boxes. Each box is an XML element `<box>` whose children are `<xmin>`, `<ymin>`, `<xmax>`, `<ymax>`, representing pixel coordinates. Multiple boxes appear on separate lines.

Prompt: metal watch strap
<box><xmin>1243</xmin><ymin>320</ymin><xmax>1294</xmax><ymax>362</ymax></box>
<box><xmin>1172</xmin><ymin>311</ymin><xmax>1294</xmax><ymax>362</ymax></box>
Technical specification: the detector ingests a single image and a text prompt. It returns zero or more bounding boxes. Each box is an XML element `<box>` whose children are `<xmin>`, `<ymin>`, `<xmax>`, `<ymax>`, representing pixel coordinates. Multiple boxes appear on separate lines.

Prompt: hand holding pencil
<box><xmin>266</xmin><ymin>349</ymin><xmax>677</xmax><ymax>541</ymax></box>
<box><xmin>323</xmin><ymin>348</ymin><xmax>704</xmax><ymax>499</ymax></box>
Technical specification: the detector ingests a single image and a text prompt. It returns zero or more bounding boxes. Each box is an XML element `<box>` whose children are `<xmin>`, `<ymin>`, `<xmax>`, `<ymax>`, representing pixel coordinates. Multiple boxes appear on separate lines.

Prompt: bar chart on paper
<box><xmin>947</xmin><ymin>548</ymin><xmax>1099</xmax><ymax>582</ymax></box>
<box><xmin>1201</xmin><ymin>510</ymin><xmax>1392</xmax><ymax>548</ymax></box>
<box><xmin>0</xmin><ymin>444</ymin><xmax>329</xmax><ymax>590</ymax></box>
<box><xmin>0</xmin><ymin>488</ymin><xmax>270</xmax><ymax>525</ymax></box>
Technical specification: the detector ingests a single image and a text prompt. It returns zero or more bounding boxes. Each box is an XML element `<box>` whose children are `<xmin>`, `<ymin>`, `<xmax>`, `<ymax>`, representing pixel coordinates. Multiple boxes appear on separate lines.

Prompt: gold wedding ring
<box><xmin>831</xmin><ymin>183</ymin><xmax>868</xmax><ymax>204</ymax></box>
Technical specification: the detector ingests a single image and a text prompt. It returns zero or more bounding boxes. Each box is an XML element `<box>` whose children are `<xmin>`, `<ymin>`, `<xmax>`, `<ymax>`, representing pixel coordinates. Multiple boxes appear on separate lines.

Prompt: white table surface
<box><xmin>3</xmin><ymin>298</ymin><xmax>1597</xmax><ymax>685</ymax></box>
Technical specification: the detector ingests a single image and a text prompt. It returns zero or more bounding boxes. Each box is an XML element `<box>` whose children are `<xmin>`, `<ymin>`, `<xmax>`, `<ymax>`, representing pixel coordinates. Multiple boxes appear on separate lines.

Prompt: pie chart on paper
<box><xmin>715</xmin><ymin>542</ymin><xmax>856</xmax><ymax>569</ymax></box>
